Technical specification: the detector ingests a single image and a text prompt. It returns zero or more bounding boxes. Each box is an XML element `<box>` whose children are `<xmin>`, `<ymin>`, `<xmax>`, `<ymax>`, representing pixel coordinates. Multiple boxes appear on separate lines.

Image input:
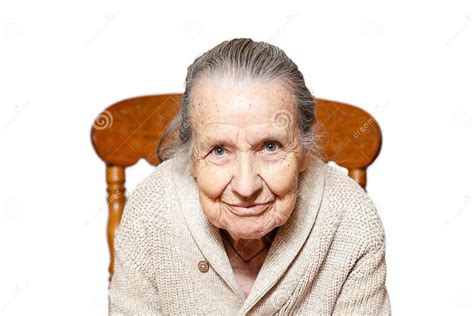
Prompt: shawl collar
<box><xmin>169</xmin><ymin>154</ymin><xmax>327</xmax><ymax>313</ymax></box>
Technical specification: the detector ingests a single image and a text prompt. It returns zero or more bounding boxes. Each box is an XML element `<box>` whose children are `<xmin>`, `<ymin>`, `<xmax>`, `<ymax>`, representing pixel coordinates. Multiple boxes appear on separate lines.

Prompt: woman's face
<box><xmin>190</xmin><ymin>77</ymin><xmax>309</xmax><ymax>240</ymax></box>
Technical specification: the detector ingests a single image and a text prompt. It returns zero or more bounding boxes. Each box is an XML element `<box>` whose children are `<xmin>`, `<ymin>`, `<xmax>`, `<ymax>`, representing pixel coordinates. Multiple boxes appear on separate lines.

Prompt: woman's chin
<box><xmin>222</xmin><ymin>217</ymin><xmax>274</xmax><ymax>240</ymax></box>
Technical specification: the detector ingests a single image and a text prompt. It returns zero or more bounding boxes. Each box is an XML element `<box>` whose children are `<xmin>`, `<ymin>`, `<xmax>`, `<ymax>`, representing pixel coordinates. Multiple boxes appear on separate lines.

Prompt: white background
<box><xmin>1</xmin><ymin>0</ymin><xmax>473</xmax><ymax>315</ymax></box>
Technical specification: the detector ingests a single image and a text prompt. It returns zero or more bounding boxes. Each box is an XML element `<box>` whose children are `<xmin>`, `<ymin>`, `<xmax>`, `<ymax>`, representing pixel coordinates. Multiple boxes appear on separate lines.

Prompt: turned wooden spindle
<box><xmin>106</xmin><ymin>165</ymin><xmax>126</xmax><ymax>282</ymax></box>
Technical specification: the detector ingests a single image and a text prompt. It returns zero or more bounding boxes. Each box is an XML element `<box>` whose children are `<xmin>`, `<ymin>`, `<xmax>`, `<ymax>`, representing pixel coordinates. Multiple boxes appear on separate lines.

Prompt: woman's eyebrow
<box><xmin>202</xmin><ymin>132</ymin><xmax>288</xmax><ymax>147</ymax></box>
<box><xmin>201</xmin><ymin>136</ymin><xmax>236</xmax><ymax>147</ymax></box>
<box><xmin>246</xmin><ymin>127</ymin><xmax>289</xmax><ymax>142</ymax></box>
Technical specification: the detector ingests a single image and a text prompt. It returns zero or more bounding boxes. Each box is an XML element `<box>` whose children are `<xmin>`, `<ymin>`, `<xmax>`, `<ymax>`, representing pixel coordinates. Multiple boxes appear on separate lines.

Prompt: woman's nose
<box><xmin>230</xmin><ymin>154</ymin><xmax>263</xmax><ymax>199</ymax></box>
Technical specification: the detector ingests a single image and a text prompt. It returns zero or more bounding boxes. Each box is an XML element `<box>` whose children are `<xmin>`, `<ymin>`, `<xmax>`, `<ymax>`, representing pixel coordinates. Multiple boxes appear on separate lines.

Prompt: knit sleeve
<box><xmin>108</xmin><ymin>181</ymin><xmax>162</xmax><ymax>316</ymax></box>
<box><xmin>332</xmin><ymin>206</ymin><xmax>391</xmax><ymax>315</ymax></box>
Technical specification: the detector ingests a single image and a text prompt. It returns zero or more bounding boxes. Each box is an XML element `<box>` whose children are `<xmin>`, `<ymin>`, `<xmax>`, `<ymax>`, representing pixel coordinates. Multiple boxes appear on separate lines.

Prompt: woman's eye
<box><xmin>263</xmin><ymin>141</ymin><xmax>281</xmax><ymax>152</ymax></box>
<box><xmin>211</xmin><ymin>146</ymin><xmax>225</xmax><ymax>156</ymax></box>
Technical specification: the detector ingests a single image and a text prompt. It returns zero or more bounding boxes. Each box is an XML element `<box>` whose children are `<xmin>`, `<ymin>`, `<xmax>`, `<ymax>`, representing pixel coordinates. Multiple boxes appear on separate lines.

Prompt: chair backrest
<box><xmin>90</xmin><ymin>94</ymin><xmax>382</xmax><ymax>281</ymax></box>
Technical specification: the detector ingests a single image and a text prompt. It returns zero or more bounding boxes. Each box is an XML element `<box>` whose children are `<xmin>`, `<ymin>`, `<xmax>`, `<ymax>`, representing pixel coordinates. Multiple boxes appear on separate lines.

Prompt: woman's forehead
<box><xmin>197</xmin><ymin>119</ymin><xmax>289</xmax><ymax>138</ymax></box>
<box><xmin>190</xmin><ymin>78</ymin><xmax>297</xmax><ymax>126</ymax></box>
<box><xmin>192</xmin><ymin>110</ymin><xmax>298</xmax><ymax>148</ymax></box>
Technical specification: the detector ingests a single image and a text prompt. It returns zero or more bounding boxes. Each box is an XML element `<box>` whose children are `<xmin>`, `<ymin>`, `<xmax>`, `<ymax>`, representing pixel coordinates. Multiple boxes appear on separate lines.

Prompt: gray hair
<box><xmin>157</xmin><ymin>38</ymin><xmax>321</xmax><ymax>164</ymax></box>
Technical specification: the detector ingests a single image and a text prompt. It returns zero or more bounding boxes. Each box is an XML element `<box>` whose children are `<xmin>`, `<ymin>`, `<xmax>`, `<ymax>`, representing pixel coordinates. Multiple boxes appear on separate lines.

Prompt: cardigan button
<box><xmin>198</xmin><ymin>260</ymin><xmax>209</xmax><ymax>273</ymax></box>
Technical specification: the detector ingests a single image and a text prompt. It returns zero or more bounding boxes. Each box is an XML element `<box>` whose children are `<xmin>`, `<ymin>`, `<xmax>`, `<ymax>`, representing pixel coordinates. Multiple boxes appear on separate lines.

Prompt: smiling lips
<box><xmin>226</xmin><ymin>202</ymin><xmax>272</xmax><ymax>217</ymax></box>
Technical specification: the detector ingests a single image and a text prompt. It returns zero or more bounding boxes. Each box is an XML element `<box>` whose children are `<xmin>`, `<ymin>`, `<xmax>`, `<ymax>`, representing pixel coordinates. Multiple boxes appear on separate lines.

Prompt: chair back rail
<box><xmin>91</xmin><ymin>94</ymin><xmax>382</xmax><ymax>280</ymax></box>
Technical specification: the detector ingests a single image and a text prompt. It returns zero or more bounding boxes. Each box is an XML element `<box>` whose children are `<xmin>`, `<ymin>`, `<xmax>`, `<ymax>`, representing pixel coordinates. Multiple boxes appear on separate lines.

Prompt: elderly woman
<box><xmin>108</xmin><ymin>38</ymin><xmax>391</xmax><ymax>315</ymax></box>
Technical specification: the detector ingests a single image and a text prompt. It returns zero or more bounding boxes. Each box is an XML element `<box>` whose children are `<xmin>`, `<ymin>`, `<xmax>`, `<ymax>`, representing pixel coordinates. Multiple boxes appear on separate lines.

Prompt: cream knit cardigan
<box><xmin>108</xmin><ymin>152</ymin><xmax>391</xmax><ymax>315</ymax></box>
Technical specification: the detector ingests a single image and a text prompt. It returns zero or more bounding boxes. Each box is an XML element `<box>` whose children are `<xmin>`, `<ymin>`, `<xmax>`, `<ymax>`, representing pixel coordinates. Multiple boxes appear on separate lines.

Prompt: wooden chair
<box><xmin>90</xmin><ymin>94</ymin><xmax>382</xmax><ymax>282</ymax></box>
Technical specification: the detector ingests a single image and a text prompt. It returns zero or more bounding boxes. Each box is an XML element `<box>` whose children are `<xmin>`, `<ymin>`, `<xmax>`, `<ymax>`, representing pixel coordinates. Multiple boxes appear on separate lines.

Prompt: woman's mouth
<box><xmin>225</xmin><ymin>202</ymin><xmax>272</xmax><ymax>217</ymax></box>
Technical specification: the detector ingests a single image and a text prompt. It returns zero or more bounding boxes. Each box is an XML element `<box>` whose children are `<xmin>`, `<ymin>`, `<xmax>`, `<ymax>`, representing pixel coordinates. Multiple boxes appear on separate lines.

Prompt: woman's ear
<box><xmin>191</xmin><ymin>159</ymin><xmax>197</xmax><ymax>178</ymax></box>
<box><xmin>298</xmin><ymin>148</ymin><xmax>309</xmax><ymax>173</ymax></box>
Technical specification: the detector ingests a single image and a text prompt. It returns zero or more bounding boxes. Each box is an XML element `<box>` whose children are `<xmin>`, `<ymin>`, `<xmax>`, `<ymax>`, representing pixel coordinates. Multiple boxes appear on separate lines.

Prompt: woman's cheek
<box><xmin>260</xmin><ymin>158</ymin><xmax>299</xmax><ymax>195</ymax></box>
<box><xmin>196</xmin><ymin>165</ymin><xmax>232</xmax><ymax>199</ymax></box>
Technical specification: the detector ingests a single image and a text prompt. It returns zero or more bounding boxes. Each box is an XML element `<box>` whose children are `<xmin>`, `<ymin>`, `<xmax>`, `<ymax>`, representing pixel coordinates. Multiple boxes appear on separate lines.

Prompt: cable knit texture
<box><xmin>108</xmin><ymin>152</ymin><xmax>391</xmax><ymax>315</ymax></box>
